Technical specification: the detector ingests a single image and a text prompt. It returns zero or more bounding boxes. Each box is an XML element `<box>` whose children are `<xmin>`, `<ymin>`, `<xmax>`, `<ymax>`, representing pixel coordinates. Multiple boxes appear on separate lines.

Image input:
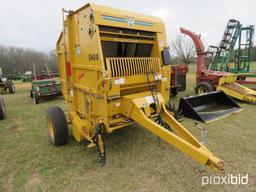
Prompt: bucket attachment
<box><xmin>178</xmin><ymin>91</ymin><xmax>242</xmax><ymax>123</ymax></box>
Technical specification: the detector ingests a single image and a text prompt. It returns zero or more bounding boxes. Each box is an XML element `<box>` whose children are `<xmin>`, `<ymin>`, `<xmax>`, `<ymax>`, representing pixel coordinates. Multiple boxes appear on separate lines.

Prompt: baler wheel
<box><xmin>0</xmin><ymin>96</ymin><xmax>6</xmax><ymax>120</ymax></box>
<box><xmin>46</xmin><ymin>107</ymin><xmax>69</xmax><ymax>146</ymax></box>
<box><xmin>195</xmin><ymin>82</ymin><xmax>214</xmax><ymax>94</ymax></box>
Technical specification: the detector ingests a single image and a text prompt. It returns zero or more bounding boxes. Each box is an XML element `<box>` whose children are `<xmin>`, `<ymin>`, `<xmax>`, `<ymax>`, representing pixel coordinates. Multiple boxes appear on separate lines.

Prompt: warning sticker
<box><xmin>145</xmin><ymin>95</ymin><xmax>154</xmax><ymax>104</ymax></box>
<box><xmin>161</xmin><ymin>77</ymin><xmax>167</xmax><ymax>82</ymax></box>
<box><xmin>114</xmin><ymin>78</ymin><xmax>125</xmax><ymax>85</ymax></box>
<box><xmin>154</xmin><ymin>74</ymin><xmax>162</xmax><ymax>80</ymax></box>
<box><xmin>76</xmin><ymin>46</ymin><xmax>80</xmax><ymax>57</ymax></box>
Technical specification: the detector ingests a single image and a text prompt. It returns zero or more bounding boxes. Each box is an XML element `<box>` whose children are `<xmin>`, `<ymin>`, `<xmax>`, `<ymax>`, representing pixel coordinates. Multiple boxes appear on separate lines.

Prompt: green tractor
<box><xmin>22</xmin><ymin>71</ymin><xmax>33</xmax><ymax>82</ymax></box>
<box><xmin>205</xmin><ymin>19</ymin><xmax>256</xmax><ymax>89</ymax></box>
<box><xmin>30</xmin><ymin>72</ymin><xmax>62</xmax><ymax>104</ymax></box>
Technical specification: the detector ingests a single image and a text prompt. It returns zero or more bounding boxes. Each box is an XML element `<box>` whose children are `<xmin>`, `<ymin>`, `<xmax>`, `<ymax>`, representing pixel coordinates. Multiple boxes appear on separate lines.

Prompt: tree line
<box><xmin>1</xmin><ymin>39</ymin><xmax>256</xmax><ymax>76</ymax></box>
<box><xmin>0</xmin><ymin>45</ymin><xmax>58</xmax><ymax>75</ymax></box>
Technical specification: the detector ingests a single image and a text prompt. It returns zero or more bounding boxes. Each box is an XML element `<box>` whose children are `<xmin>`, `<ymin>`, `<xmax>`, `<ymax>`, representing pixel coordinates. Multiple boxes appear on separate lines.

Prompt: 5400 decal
<box><xmin>89</xmin><ymin>54</ymin><xmax>99</xmax><ymax>61</ymax></box>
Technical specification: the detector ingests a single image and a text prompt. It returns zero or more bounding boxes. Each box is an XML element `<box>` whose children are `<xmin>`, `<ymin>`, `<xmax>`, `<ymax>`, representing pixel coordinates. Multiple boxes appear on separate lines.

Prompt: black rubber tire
<box><xmin>33</xmin><ymin>94</ymin><xmax>39</xmax><ymax>104</ymax></box>
<box><xmin>170</xmin><ymin>88</ymin><xmax>178</xmax><ymax>97</ymax></box>
<box><xmin>30</xmin><ymin>90</ymin><xmax>33</xmax><ymax>98</ymax></box>
<box><xmin>8</xmin><ymin>84</ymin><xmax>15</xmax><ymax>94</ymax></box>
<box><xmin>0</xmin><ymin>96</ymin><xmax>6</xmax><ymax>120</ymax></box>
<box><xmin>46</xmin><ymin>107</ymin><xmax>69</xmax><ymax>146</ymax></box>
<box><xmin>237</xmin><ymin>76</ymin><xmax>246</xmax><ymax>81</ymax></box>
<box><xmin>195</xmin><ymin>82</ymin><xmax>214</xmax><ymax>94</ymax></box>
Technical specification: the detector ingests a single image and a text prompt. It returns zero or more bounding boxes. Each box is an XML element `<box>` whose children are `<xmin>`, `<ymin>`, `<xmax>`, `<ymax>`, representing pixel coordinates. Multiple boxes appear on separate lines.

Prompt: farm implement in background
<box><xmin>206</xmin><ymin>19</ymin><xmax>256</xmax><ymax>89</ymax></box>
<box><xmin>30</xmin><ymin>62</ymin><xmax>61</xmax><ymax>104</ymax></box>
<box><xmin>0</xmin><ymin>67</ymin><xmax>15</xmax><ymax>94</ymax></box>
<box><xmin>180</xmin><ymin>27</ymin><xmax>256</xmax><ymax>104</ymax></box>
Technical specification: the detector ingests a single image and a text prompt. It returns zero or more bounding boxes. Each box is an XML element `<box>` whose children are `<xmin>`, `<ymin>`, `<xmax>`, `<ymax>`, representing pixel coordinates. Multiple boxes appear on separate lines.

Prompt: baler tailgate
<box><xmin>121</xmin><ymin>93</ymin><xmax>225</xmax><ymax>172</ymax></box>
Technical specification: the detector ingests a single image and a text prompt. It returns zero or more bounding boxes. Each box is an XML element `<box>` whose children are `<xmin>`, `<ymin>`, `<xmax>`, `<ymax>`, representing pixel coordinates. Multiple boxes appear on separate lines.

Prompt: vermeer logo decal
<box><xmin>101</xmin><ymin>15</ymin><xmax>153</xmax><ymax>27</ymax></box>
<box><xmin>127</xmin><ymin>18</ymin><xmax>134</xmax><ymax>27</ymax></box>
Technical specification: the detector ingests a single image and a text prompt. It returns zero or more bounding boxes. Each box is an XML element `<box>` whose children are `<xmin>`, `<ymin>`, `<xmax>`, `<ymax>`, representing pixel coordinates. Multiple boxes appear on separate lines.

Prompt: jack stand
<box><xmin>195</xmin><ymin>122</ymin><xmax>208</xmax><ymax>173</ymax></box>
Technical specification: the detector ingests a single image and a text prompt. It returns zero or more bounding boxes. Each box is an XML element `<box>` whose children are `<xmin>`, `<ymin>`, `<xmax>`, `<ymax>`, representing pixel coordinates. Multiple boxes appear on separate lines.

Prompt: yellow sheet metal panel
<box><xmin>56</xmin><ymin>3</ymin><xmax>177</xmax><ymax>134</ymax></box>
<box><xmin>217</xmin><ymin>76</ymin><xmax>256</xmax><ymax>103</ymax></box>
<box><xmin>70</xmin><ymin>111</ymin><xmax>92</xmax><ymax>142</ymax></box>
<box><xmin>70</xmin><ymin>3</ymin><xmax>164</xmax><ymax>32</ymax></box>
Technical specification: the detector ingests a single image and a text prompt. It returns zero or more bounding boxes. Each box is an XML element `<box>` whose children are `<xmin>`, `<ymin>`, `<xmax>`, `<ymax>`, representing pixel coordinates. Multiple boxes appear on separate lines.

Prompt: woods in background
<box><xmin>0</xmin><ymin>45</ymin><xmax>58</xmax><ymax>75</ymax></box>
<box><xmin>1</xmin><ymin>41</ymin><xmax>256</xmax><ymax>76</ymax></box>
<box><xmin>171</xmin><ymin>34</ymin><xmax>196</xmax><ymax>65</ymax></box>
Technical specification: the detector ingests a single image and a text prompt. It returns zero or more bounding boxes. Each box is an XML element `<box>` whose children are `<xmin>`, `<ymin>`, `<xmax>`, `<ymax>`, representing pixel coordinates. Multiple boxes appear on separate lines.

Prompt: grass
<box><xmin>0</xmin><ymin>69</ymin><xmax>256</xmax><ymax>192</ymax></box>
<box><xmin>250</xmin><ymin>61</ymin><xmax>256</xmax><ymax>71</ymax></box>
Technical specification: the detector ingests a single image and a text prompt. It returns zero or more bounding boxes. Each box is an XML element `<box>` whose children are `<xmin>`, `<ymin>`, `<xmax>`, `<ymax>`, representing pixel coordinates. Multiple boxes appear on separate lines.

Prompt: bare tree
<box><xmin>0</xmin><ymin>44</ymin><xmax>58</xmax><ymax>75</ymax></box>
<box><xmin>171</xmin><ymin>34</ymin><xmax>196</xmax><ymax>64</ymax></box>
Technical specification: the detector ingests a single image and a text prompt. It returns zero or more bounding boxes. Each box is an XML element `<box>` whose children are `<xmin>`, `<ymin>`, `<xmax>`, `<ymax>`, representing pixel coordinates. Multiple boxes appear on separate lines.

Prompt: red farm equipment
<box><xmin>170</xmin><ymin>64</ymin><xmax>188</xmax><ymax>97</ymax></box>
<box><xmin>180</xmin><ymin>27</ymin><xmax>256</xmax><ymax>104</ymax></box>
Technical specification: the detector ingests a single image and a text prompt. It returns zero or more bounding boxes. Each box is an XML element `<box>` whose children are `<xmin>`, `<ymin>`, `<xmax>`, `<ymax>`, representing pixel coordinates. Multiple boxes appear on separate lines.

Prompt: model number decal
<box><xmin>89</xmin><ymin>53</ymin><xmax>99</xmax><ymax>61</ymax></box>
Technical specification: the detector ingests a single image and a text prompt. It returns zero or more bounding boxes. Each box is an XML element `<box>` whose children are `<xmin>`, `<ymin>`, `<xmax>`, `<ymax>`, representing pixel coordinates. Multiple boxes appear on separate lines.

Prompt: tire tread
<box><xmin>46</xmin><ymin>107</ymin><xmax>68</xmax><ymax>146</ymax></box>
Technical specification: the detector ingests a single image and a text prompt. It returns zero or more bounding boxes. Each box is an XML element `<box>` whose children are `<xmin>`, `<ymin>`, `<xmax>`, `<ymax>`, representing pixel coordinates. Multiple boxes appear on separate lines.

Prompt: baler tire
<box><xmin>46</xmin><ymin>107</ymin><xmax>69</xmax><ymax>146</ymax></box>
<box><xmin>195</xmin><ymin>82</ymin><xmax>214</xmax><ymax>94</ymax></box>
<box><xmin>0</xmin><ymin>96</ymin><xmax>6</xmax><ymax>120</ymax></box>
<box><xmin>237</xmin><ymin>76</ymin><xmax>246</xmax><ymax>81</ymax></box>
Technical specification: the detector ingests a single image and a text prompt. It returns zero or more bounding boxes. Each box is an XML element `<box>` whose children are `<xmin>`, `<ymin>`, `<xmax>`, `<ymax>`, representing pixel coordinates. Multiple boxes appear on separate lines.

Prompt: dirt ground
<box><xmin>14</xmin><ymin>82</ymin><xmax>30</xmax><ymax>89</ymax></box>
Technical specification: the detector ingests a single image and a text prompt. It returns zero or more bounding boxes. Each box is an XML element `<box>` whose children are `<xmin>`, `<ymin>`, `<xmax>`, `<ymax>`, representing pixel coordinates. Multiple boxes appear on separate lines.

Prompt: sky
<box><xmin>0</xmin><ymin>0</ymin><xmax>255</xmax><ymax>52</ymax></box>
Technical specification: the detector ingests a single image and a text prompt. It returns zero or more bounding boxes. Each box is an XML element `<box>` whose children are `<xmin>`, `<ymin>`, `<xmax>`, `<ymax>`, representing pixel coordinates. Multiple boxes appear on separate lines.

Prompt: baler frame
<box><xmin>47</xmin><ymin>3</ymin><xmax>225</xmax><ymax>173</ymax></box>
